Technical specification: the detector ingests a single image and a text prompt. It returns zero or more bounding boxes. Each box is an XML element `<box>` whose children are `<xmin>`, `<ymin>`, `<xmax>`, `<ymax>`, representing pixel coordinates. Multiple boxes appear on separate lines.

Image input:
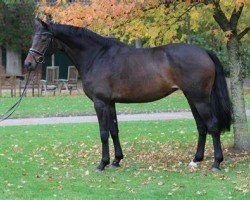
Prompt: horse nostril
<box><xmin>24</xmin><ymin>62</ymin><xmax>35</xmax><ymax>71</ymax></box>
<box><xmin>25</xmin><ymin>62</ymin><xmax>32</xmax><ymax>68</ymax></box>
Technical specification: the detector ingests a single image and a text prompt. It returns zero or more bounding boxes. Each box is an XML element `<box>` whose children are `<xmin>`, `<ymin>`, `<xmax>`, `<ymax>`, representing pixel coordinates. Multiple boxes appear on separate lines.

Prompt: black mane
<box><xmin>51</xmin><ymin>23</ymin><xmax>127</xmax><ymax>47</ymax></box>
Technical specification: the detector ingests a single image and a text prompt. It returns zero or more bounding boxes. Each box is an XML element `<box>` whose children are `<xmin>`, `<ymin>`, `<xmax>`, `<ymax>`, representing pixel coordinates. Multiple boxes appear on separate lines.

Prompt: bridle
<box><xmin>28</xmin><ymin>31</ymin><xmax>54</xmax><ymax>64</ymax></box>
<box><xmin>0</xmin><ymin>32</ymin><xmax>54</xmax><ymax>123</ymax></box>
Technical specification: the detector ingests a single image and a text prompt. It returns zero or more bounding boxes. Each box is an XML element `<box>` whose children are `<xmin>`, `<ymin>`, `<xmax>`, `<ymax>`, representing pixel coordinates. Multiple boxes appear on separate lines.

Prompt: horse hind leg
<box><xmin>185</xmin><ymin>96</ymin><xmax>207</xmax><ymax>169</ymax></box>
<box><xmin>190</xmin><ymin>97</ymin><xmax>223</xmax><ymax>171</ymax></box>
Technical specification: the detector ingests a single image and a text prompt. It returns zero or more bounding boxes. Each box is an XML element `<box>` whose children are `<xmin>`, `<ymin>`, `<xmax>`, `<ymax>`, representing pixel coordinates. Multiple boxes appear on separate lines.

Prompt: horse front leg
<box><xmin>109</xmin><ymin>103</ymin><xmax>124</xmax><ymax>167</ymax></box>
<box><xmin>94</xmin><ymin>99</ymin><xmax>110</xmax><ymax>171</ymax></box>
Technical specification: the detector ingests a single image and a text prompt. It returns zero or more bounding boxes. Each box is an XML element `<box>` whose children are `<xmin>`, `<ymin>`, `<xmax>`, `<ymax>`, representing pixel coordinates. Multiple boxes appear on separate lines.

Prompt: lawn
<box><xmin>0</xmin><ymin>91</ymin><xmax>250</xmax><ymax>118</ymax></box>
<box><xmin>0</xmin><ymin>91</ymin><xmax>190</xmax><ymax>118</ymax></box>
<box><xmin>0</xmin><ymin>119</ymin><xmax>249</xmax><ymax>199</ymax></box>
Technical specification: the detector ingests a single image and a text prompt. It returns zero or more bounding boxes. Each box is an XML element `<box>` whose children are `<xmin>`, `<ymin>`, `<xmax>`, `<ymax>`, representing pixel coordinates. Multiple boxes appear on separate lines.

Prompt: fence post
<box><xmin>135</xmin><ymin>39</ymin><xmax>142</xmax><ymax>48</ymax></box>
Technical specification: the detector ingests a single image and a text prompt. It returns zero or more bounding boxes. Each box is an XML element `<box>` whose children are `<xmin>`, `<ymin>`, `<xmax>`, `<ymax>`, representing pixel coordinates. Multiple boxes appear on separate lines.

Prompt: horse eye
<box><xmin>38</xmin><ymin>57</ymin><xmax>44</xmax><ymax>63</ymax></box>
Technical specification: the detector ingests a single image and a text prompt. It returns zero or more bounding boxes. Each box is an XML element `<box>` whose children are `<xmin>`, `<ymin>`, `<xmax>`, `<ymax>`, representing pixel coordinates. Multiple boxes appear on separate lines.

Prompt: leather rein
<box><xmin>0</xmin><ymin>32</ymin><xmax>53</xmax><ymax>122</ymax></box>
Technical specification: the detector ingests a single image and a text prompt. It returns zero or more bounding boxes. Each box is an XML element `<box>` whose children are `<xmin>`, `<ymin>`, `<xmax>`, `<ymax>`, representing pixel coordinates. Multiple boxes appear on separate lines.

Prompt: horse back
<box><xmin>83</xmin><ymin>43</ymin><xmax>215</xmax><ymax>103</ymax></box>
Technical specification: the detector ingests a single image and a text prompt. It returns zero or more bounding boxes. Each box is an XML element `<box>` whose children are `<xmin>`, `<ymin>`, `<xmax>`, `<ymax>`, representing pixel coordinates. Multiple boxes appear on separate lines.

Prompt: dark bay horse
<box><xmin>24</xmin><ymin>18</ymin><xmax>231</xmax><ymax>172</ymax></box>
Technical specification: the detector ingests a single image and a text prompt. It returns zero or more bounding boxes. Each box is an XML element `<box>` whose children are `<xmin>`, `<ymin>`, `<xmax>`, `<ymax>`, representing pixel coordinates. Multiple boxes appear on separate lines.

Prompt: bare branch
<box><xmin>212</xmin><ymin>0</ymin><xmax>231</xmax><ymax>32</ymax></box>
<box><xmin>111</xmin><ymin>2</ymin><xmax>164</xmax><ymax>30</ymax></box>
<box><xmin>237</xmin><ymin>27</ymin><xmax>250</xmax><ymax>41</ymax></box>
<box><xmin>154</xmin><ymin>2</ymin><xmax>201</xmax><ymax>34</ymax></box>
<box><xmin>171</xmin><ymin>2</ymin><xmax>200</xmax><ymax>22</ymax></box>
<box><xmin>230</xmin><ymin>3</ymin><xmax>244</xmax><ymax>30</ymax></box>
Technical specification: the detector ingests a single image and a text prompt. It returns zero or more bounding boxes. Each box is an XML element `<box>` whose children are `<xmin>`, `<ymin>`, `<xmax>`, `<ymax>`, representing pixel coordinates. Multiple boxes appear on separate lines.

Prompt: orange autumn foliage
<box><xmin>37</xmin><ymin>0</ymin><xmax>154</xmax><ymax>28</ymax></box>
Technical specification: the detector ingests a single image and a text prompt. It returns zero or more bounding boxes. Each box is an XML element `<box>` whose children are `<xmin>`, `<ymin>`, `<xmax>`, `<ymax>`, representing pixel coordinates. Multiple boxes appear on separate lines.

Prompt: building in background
<box><xmin>1</xmin><ymin>48</ymin><xmax>72</xmax><ymax>79</ymax></box>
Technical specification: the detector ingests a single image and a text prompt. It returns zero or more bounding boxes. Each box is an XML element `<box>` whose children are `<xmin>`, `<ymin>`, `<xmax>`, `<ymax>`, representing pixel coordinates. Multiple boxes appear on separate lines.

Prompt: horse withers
<box><xmin>24</xmin><ymin>18</ymin><xmax>231</xmax><ymax>172</ymax></box>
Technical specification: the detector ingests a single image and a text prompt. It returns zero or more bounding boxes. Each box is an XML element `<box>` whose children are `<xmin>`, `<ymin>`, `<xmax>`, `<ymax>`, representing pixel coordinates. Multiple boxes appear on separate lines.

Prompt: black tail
<box><xmin>206</xmin><ymin>50</ymin><xmax>232</xmax><ymax>132</ymax></box>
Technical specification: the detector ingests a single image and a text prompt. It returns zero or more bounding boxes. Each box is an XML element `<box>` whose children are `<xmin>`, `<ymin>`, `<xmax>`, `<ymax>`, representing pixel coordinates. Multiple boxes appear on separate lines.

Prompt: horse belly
<box><xmin>112</xmin><ymin>78</ymin><xmax>176</xmax><ymax>103</ymax></box>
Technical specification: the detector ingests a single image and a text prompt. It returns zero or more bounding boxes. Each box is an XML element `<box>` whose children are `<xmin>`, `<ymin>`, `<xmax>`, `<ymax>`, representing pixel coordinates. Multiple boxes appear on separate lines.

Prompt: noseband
<box><xmin>29</xmin><ymin>32</ymin><xmax>53</xmax><ymax>64</ymax></box>
<box><xmin>0</xmin><ymin>32</ymin><xmax>53</xmax><ymax>122</ymax></box>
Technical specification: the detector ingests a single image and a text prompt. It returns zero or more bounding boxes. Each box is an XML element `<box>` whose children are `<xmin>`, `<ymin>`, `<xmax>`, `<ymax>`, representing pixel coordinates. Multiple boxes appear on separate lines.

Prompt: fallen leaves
<box><xmin>158</xmin><ymin>181</ymin><xmax>164</xmax><ymax>186</ymax></box>
<box><xmin>123</xmin><ymin>140</ymin><xmax>250</xmax><ymax>175</ymax></box>
<box><xmin>167</xmin><ymin>183</ymin><xmax>184</xmax><ymax>196</ymax></box>
<box><xmin>189</xmin><ymin>165</ymin><xmax>198</xmax><ymax>173</ymax></box>
<box><xmin>196</xmin><ymin>190</ymin><xmax>207</xmax><ymax>196</ymax></box>
<box><xmin>85</xmin><ymin>170</ymin><xmax>90</xmax><ymax>176</ymax></box>
<box><xmin>234</xmin><ymin>184</ymin><xmax>249</xmax><ymax>195</ymax></box>
<box><xmin>1</xmin><ymin>126</ymin><xmax>249</xmax><ymax>199</ymax></box>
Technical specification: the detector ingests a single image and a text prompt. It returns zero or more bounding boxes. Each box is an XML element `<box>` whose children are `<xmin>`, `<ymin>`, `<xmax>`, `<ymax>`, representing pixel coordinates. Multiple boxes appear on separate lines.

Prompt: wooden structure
<box><xmin>19</xmin><ymin>64</ymin><xmax>43</xmax><ymax>97</ymax></box>
<box><xmin>19</xmin><ymin>71</ymin><xmax>42</xmax><ymax>97</ymax></box>
<box><xmin>40</xmin><ymin>66</ymin><xmax>59</xmax><ymax>96</ymax></box>
<box><xmin>0</xmin><ymin>75</ymin><xmax>16</xmax><ymax>97</ymax></box>
<box><xmin>43</xmin><ymin>52</ymin><xmax>72</xmax><ymax>80</ymax></box>
<box><xmin>0</xmin><ymin>75</ymin><xmax>25</xmax><ymax>97</ymax></box>
<box><xmin>59</xmin><ymin>66</ymin><xmax>79</xmax><ymax>95</ymax></box>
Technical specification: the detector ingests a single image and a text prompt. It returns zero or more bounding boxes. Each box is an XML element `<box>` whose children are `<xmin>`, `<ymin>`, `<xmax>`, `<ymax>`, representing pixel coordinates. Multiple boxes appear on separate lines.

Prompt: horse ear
<box><xmin>45</xmin><ymin>14</ymin><xmax>53</xmax><ymax>24</ymax></box>
<box><xmin>35</xmin><ymin>17</ymin><xmax>49</xmax><ymax>31</ymax></box>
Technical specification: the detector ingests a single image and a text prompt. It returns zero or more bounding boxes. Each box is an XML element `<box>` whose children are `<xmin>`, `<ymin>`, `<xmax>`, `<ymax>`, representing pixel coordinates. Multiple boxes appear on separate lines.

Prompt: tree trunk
<box><xmin>6</xmin><ymin>48</ymin><xmax>22</xmax><ymax>75</ymax></box>
<box><xmin>227</xmin><ymin>35</ymin><xmax>250</xmax><ymax>151</ymax></box>
<box><xmin>0</xmin><ymin>47</ymin><xmax>2</xmax><ymax>65</ymax></box>
<box><xmin>0</xmin><ymin>47</ymin><xmax>3</xmax><ymax>74</ymax></box>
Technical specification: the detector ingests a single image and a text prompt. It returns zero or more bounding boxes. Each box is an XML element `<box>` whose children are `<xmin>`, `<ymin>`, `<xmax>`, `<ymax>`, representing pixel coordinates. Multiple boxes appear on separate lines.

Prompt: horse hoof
<box><xmin>211</xmin><ymin>167</ymin><xmax>220</xmax><ymax>172</ymax></box>
<box><xmin>111</xmin><ymin>163</ymin><xmax>121</xmax><ymax>168</ymax></box>
<box><xmin>96</xmin><ymin>165</ymin><xmax>106</xmax><ymax>172</ymax></box>
<box><xmin>96</xmin><ymin>168</ymin><xmax>104</xmax><ymax>173</ymax></box>
<box><xmin>188</xmin><ymin>160</ymin><xmax>199</xmax><ymax>168</ymax></box>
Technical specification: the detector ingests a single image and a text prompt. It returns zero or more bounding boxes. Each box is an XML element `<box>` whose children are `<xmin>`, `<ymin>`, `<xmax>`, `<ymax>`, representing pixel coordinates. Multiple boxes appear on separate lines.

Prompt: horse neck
<box><xmin>52</xmin><ymin>26</ymin><xmax>105</xmax><ymax>76</ymax></box>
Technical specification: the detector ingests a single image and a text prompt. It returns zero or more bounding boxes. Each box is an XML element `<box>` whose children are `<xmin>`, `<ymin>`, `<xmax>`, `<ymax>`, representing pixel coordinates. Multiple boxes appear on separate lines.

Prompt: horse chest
<box><xmin>83</xmin><ymin>77</ymin><xmax>111</xmax><ymax>99</ymax></box>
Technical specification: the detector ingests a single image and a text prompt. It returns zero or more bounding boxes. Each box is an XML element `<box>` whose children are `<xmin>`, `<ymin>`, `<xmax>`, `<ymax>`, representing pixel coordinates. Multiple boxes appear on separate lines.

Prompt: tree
<box><xmin>37</xmin><ymin>1</ymin><xmax>194</xmax><ymax>45</ymax></box>
<box><xmin>0</xmin><ymin>0</ymin><xmax>35</xmax><ymax>74</ymax></box>
<box><xmin>0</xmin><ymin>1</ymin><xmax>5</xmax><ymax>70</ymax></box>
<box><xmin>209</xmin><ymin>0</ymin><xmax>249</xmax><ymax>151</ymax></box>
<box><xmin>0</xmin><ymin>47</ymin><xmax>3</xmax><ymax>73</ymax></box>
<box><xmin>0</xmin><ymin>0</ymin><xmax>34</xmax><ymax>51</ymax></box>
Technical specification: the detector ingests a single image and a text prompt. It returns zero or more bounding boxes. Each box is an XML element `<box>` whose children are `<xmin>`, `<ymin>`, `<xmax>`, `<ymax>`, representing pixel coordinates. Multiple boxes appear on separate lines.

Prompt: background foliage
<box><xmin>0</xmin><ymin>0</ymin><xmax>249</xmax><ymax>76</ymax></box>
<box><xmin>0</xmin><ymin>0</ymin><xmax>34</xmax><ymax>51</ymax></box>
<box><xmin>37</xmin><ymin>0</ymin><xmax>250</xmax><ymax>77</ymax></box>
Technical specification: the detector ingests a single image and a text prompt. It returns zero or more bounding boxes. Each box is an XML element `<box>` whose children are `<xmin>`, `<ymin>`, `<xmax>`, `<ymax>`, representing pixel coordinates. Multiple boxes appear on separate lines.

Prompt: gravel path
<box><xmin>1</xmin><ymin>110</ymin><xmax>250</xmax><ymax>127</ymax></box>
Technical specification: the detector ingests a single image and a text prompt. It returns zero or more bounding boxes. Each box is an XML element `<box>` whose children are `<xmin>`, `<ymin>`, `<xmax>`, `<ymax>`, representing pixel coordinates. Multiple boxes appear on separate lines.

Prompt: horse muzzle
<box><xmin>24</xmin><ymin>61</ymin><xmax>36</xmax><ymax>71</ymax></box>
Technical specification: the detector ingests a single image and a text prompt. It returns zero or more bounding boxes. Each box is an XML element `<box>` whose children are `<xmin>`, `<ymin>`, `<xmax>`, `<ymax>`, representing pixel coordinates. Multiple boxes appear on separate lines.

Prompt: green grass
<box><xmin>0</xmin><ymin>92</ymin><xmax>190</xmax><ymax>118</ymax></box>
<box><xmin>0</xmin><ymin>119</ymin><xmax>249</xmax><ymax>199</ymax></box>
<box><xmin>1</xmin><ymin>91</ymin><xmax>250</xmax><ymax>118</ymax></box>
